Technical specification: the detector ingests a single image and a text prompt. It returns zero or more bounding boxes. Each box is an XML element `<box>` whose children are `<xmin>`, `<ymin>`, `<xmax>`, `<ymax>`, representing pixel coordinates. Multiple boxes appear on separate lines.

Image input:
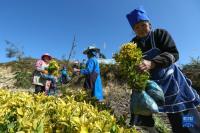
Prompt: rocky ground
<box><xmin>0</xmin><ymin>65</ymin><xmax>34</xmax><ymax>92</ymax></box>
<box><xmin>0</xmin><ymin>66</ymin><xmax>16</xmax><ymax>89</ymax></box>
<box><xmin>104</xmin><ymin>81</ymin><xmax>172</xmax><ymax>133</ymax></box>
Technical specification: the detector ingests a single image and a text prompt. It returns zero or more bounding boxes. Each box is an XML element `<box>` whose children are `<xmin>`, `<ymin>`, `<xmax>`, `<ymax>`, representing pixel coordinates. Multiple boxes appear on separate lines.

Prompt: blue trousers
<box><xmin>168</xmin><ymin>108</ymin><xmax>200</xmax><ymax>133</ymax></box>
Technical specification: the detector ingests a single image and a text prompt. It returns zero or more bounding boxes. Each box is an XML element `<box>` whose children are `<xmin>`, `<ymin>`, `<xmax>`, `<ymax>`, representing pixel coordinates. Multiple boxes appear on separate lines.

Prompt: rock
<box><xmin>0</xmin><ymin>66</ymin><xmax>16</xmax><ymax>89</ymax></box>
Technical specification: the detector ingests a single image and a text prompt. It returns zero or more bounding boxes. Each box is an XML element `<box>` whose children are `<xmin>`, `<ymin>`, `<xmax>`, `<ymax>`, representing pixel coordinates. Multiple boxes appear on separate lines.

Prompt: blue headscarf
<box><xmin>126</xmin><ymin>6</ymin><xmax>150</xmax><ymax>28</ymax></box>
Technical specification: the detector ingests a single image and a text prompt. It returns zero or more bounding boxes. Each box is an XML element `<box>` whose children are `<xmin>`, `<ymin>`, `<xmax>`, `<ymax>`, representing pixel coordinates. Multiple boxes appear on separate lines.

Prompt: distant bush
<box><xmin>3</xmin><ymin>56</ymin><xmax>200</xmax><ymax>95</ymax></box>
<box><xmin>182</xmin><ymin>57</ymin><xmax>200</xmax><ymax>94</ymax></box>
<box><xmin>14</xmin><ymin>71</ymin><xmax>32</xmax><ymax>89</ymax></box>
<box><xmin>5</xmin><ymin>40</ymin><xmax>24</xmax><ymax>61</ymax></box>
<box><xmin>5</xmin><ymin>58</ymin><xmax>36</xmax><ymax>89</ymax></box>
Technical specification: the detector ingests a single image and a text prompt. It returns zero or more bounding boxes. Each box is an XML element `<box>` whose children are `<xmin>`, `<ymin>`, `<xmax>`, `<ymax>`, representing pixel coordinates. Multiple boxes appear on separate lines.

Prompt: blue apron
<box><xmin>143</xmin><ymin>31</ymin><xmax>200</xmax><ymax>113</ymax></box>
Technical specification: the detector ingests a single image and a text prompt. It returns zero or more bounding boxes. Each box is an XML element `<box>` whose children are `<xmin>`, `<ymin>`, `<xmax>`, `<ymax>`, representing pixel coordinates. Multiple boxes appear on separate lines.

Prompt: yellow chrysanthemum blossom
<box><xmin>114</xmin><ymin>42</ymin><xmax>149</xmax><ymax>90</ymax></box>
<box><xmin>48</xmin><ymin>60</ymin><xmax>60</xmax><ymax>76</ymax></box>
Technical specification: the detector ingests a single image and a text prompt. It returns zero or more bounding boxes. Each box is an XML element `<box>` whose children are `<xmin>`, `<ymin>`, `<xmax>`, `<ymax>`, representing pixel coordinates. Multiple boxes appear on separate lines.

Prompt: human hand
<box><xmin>73</xmin><ymin>68</ymin><xmax>80</xmax><ymax>72</ymax></box>
<box><xmin>42</xmin><ymin>70</ymin><xmax>48</xmax><ymax>74</ymax></box>
<box><xmin>138</xmin><ymin>59</ymin><xmax>155</xmax><ymax>72</ymax></box>
<box><xmin>73</xmin><ymin>68</ymin><xmax>81</xmax><ymax>75</ymax></box>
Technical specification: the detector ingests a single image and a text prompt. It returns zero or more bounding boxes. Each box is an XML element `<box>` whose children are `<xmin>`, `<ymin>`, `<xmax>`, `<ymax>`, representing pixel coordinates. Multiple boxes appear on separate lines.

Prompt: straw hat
<box><xmin>83</xmin><ymin>46</ymin><xmax>100</xmax><ymax>55</ymax></box>
<box><xmin>41</xmin><ymin>53</ymin><xmax>52</xmax><ymax>60</ymax></box>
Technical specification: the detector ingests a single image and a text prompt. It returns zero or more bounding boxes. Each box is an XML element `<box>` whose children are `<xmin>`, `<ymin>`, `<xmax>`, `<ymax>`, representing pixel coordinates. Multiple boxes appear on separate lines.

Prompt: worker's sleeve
<box><xmin>151</xmin><ymin>29</ymin><xmax>179</xmax><ymax>68</ymax></box>
<box><xmin>35</xmin><ymin>60</ymin><xmax>45</xmax><ymax>71</ymax></box>
<box><xmin>80</xmin><ymin>59</ymin><xmax>95</xmax><ymax>75</ymax></box>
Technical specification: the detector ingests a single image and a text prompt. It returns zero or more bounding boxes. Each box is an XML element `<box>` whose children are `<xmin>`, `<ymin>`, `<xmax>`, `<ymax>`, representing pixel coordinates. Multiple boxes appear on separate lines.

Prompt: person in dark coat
<box><xmin>126</xmin><ymin>6</ymin><xmax>200</xmax><ymax>133</ymax></box>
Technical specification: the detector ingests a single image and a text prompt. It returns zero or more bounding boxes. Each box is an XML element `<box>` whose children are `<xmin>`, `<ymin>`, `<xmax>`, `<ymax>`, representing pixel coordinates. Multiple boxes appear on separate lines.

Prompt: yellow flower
<box><xmin>114</xmin><ymin>42</ymin><xmax>149</xmax><ymax>90</ymax></box>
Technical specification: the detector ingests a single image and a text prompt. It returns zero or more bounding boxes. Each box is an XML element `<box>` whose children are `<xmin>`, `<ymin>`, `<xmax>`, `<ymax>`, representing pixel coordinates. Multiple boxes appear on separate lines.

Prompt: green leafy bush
<box><xmin>0</xmin><ymin>89</ymin><xmax>138</xmax><ymax>133</ymax></box>
<box><xmin>182</xmin><ymin>57</ymin><xmax>200</xmax><ymax>94</ymax></box>
<box><xmin>14</xmin><ymin>71</ymin><xmax>32</xmax><ymax>89</ymax></box>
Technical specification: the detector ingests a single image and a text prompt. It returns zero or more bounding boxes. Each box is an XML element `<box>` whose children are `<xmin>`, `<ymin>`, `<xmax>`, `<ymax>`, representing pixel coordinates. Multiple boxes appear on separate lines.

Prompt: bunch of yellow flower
<box><xmin>47</xmin><ymin>60</ymin><xmax>60</xmax><ymax>77</ymax></box>
<box><xmin>114</xmin><ymin>42</ymin><xmax>149</xmax><ymax>90</ymax></box>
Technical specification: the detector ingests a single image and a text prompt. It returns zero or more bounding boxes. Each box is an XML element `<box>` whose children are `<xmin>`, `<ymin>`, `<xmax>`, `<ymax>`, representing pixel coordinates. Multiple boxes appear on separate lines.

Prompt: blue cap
<box><xmin>126</xmin><ymin>6</ymin><xmax>150</xmax><ymax>28</ymax></box>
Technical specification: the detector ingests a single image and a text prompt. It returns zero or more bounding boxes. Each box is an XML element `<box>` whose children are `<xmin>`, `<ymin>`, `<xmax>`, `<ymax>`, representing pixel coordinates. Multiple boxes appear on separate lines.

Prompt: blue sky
<box><xmin>0</xmin><ymin>0</ymin><xmax>200</xmax><ymax>64</ymax></box>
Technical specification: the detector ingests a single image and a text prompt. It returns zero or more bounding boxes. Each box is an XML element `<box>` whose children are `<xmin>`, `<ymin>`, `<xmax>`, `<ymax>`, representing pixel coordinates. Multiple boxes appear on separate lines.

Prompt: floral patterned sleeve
<box><xmin>35</xmin><ymin>60</ymin><xmax>45</xmax><ymax>71</ymax></box>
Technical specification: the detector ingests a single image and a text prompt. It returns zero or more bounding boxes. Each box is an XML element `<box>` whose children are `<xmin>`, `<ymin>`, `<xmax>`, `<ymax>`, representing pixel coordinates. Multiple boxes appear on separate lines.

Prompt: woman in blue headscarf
<box><xmin>74</xmin><ymin>46</ymin><xmax>104</xmax><ymax>101</ymax></box>
<box><xmin>126</xmin><ymin>6</ymin><xmax>200</xmax><ymax>133</ymax></box>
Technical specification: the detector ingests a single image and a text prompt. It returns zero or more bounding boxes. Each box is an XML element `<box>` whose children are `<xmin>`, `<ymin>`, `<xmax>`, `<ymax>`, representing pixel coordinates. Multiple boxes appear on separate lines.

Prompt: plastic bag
<box><xmin>146</xmin><ymin>80</ymin><xmax>165</xmax><ymax>106</ymax></box>
<box><xmin>130</xmin><ymin>90</ymin><xmax>159</xmax><ymax>116</ymax></box>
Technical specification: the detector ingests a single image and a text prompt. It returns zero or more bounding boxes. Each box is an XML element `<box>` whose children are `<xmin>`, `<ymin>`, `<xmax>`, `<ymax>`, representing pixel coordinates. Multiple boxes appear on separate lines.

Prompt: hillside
<box><xmin>1</xmin><ymin>58</ymin><xmax>200</xmax><ymax>133</ymax></box>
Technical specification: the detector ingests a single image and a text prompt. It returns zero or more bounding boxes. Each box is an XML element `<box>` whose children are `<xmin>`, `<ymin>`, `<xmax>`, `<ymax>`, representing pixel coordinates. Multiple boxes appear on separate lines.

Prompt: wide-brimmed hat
<box><xmin>83</xmin><ymin>46</ymin><xmax>100</xmax><ymax>55</ymax></box>
<box><xmin>41</xmin><ymin>53</ymin><xmax>52</xmax><ymax>60</ymax></box>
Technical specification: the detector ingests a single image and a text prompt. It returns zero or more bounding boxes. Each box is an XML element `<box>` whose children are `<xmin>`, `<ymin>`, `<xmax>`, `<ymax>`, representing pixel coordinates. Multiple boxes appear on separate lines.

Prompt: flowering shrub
<box><xmin>114</xmin><ymin>42</ymin><xmax>149</xmax><ymax>90</ymax></box>
<box><xmin>0</xmin><ymin>89</ymin><xmax>137</xmax><ymax>133</ymax></box>
<box><xmin>47</xmin><ymin>60</ymin><xmax>60</xmax><ymax>77</ymax></box>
